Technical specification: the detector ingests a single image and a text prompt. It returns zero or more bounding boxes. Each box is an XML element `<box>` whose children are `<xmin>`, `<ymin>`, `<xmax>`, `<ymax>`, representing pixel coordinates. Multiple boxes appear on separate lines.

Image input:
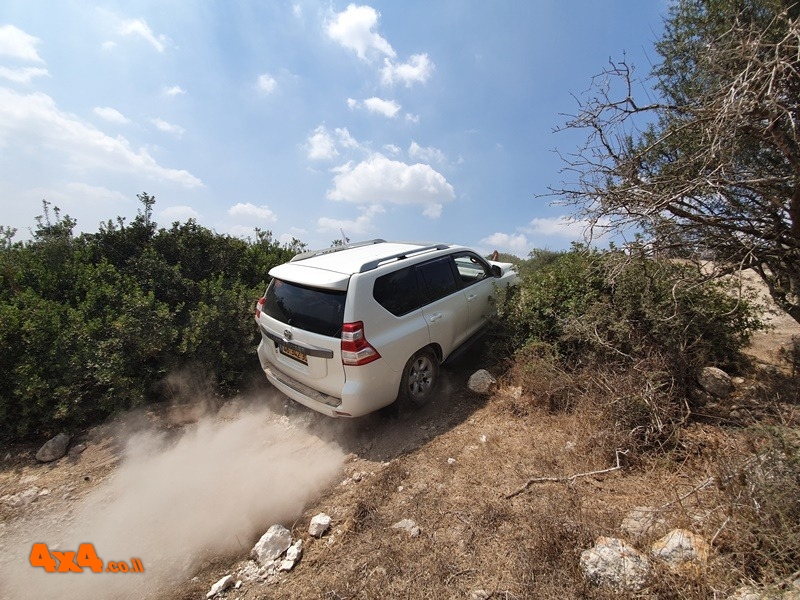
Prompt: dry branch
<box><xmin>504</xmin><ymin>449</ymin><xmax>628</xmax><ymax>499</ymax></box>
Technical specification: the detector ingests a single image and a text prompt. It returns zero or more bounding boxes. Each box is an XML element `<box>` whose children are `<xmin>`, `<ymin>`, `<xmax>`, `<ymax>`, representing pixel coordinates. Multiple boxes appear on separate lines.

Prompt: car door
<box><xmin>453</xmin><ymin>252</ymin><xmax>495</xmax><ymax>337</ymax></box>
<box><xmin>416</xmin><ymin>256</ymin><xmax>470</xmax><ymax>357</ymax></box>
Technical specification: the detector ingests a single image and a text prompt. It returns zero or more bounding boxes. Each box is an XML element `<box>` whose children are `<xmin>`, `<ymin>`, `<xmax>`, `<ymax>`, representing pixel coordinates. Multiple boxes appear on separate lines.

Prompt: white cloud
<box><xmin>307</xmin><ymin>125</ymin><xmax>339</xmax><ymax>160</ymax></box>
<box><xmin>346</xmin><ymin>98</ymin><xmax>358</xmax><ymax>110</ymax></box>
<box><xmin>64</xmin><ymin>182</ymin><xmax>128</xmax><ymax>202</ymax></box>
<box><xmin>405</xmin><ymin>113</ymin><xmax>420</xmax><ymax>124</ymax></box>
<box><xmin>163</xmin><ymin>85</ymin><xmax>185</xmax><ymax>96</ymax></box>
<box><xmin>326</xmin><ymin>4</ymin><xmax>395</xmax><ymax>62</ymax></box>
<box><xmin>0</xmin><ymin>25</ymin><xmax>44</xmax><ymax>63</ymax></box>
<box><xmin>381</xmin><ymin>54</ymin><xmax>434</xmax><ymax>87</ymax></box>
<box><xmin>94</xmin><ymin>106</ymin><xmax>129</xmax><ymax>124</ymax></box>
<box><xmin>327</xmin><ymin>153</ymin><xmax>455</xmax><ymax>218</ymax></box>
<box><xmin>363</xmin><ymin>97</ymin><xmax>400</xmax><ymax>118</ymax></box>
<box><xmin>0</xmin><ymin>66</ymin><xmax>49</xmax><ymax>84</ymax></box>
<box><xmin>335</xmin><ymin>127</ymin><xmax>360</xmax><ymax>149</ymax></box>
<box><xmin>409</xmin><ymin>141</ymin><xmax>445</xmax><ymax>163</ymax></box>
<box><xmin>257</xmin><ymin>73</ymin><xmax>277</xmax><ymax>94</ymax></box>
<box><xmin>101</xmin><ymin>40</ymin><xmax>117</xmax><ymax>51</ymax></box>
<box><xmin>292</xmin><ymin>4</ymin><xmax>303</xmax><ymax>19</ymax></box>
<box><xmin>318</xmin><ymin>205</ymin><xmax>384</xmax><ymax>235</ymax></box>
<box><xmin>0</xmin><ymin>87</ymin><xmax>202</xmax><ymax>187</ymax></box>
<box><xmin>479</xmin><ymin>232</ymin><xmax>530</xmax><ymax>256</ymax></box>
<box><xmin>159</xmin><ymin>205</ymin><xmax>201</xmax><ymax>222</ymax></box>
<box><xmin>151</xmin><ymin>118</ymin><xmax>184</xmax><ymax>137</ymax></box>
<box><xmin>523</xmin><ymin>215</ymin><xmax>588</xmax><ymax>237</ymax></box>
<box><xmin>383</xmin><ymin>144</ymin><xmax>401</xmax><ymax>156</ymax></box>
<box><xmin>119</xmin><ymin>18</ymin><xmax>168</xmax><ymax>53</ymax></box>
<box><xmin>228</xmin><ymin>202</ymin><xmax>277</xmax><ymax>222</ymax></box>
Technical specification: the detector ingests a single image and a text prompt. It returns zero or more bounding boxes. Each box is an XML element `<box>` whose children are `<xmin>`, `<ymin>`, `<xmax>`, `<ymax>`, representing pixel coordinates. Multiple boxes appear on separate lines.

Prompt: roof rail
<box><xmin>358</xmin><ymin>244</ymin><xmax>450</xmax><ymax>273</ymax></box>
<box><xmin>290</xmin><ymin>239</ymin><xmax>387</xmax><ymax>262</ymax></box>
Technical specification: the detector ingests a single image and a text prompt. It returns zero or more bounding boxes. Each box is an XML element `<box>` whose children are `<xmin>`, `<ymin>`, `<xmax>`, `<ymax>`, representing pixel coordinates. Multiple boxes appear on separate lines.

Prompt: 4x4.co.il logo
<box><xmin>29</xmin><ymin>543</ymin><xmax>144</xmax><ymax>573</ymax></box>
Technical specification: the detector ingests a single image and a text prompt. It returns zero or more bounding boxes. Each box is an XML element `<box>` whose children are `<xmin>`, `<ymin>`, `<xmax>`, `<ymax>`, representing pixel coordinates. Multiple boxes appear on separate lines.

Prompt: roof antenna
<box><xmin>340</xmin><ymin>228</ymin><xmax>349</xmax><ymax>246</ymax></box>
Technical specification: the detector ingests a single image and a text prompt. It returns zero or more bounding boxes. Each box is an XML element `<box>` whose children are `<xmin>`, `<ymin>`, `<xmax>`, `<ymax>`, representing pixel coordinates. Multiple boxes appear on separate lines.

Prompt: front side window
<box><xmin>263</xmin><ymin>278</ymin><xmax>345</xmax><ymax>337</ymax></box>
<box><xmin>417</xmin><ymin>257</ymin><xmax>459</xmax><ymax>303</ymax></box>
<box><xmin>453</xmin><ymin>252</ymin><xmax>492</xmax><ymax>286</ymax></box>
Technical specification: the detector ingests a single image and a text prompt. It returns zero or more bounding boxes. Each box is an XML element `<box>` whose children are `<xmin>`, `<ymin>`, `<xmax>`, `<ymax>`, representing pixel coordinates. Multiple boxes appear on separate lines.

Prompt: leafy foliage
<box><xmin>494</xmin><ymin>246</ymin><xmax>763</xmax><ymax>449</ymax></box>
<box><xmin>0</xmin><ymin>194</ymin><xmax>298</xmax><ymax>441</ymax></box>
<box><xmin>554</xmin><ymin>0</ymin><xmax>800</xmax><ymax>323</ymax></box>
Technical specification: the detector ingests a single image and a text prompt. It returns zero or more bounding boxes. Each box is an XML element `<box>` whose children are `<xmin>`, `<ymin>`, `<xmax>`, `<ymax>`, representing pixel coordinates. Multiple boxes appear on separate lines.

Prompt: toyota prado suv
<box><xmin>254</xmin><ymin>239</ymin><xmax>518</xmax><ymax>417</ymax></box>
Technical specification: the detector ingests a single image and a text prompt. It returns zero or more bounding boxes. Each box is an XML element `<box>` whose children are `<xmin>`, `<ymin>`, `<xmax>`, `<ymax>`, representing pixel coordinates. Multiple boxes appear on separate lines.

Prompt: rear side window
<box><xmin>417</xmin><ymin>257</ymin><xmax>459</xmax><ymax>303</ymax></box>
<box><xmin>263</xmin><ymin>278</ymin><xmax>345</xmax><ymax>337</ymax></box>
<box><xmin>373</xmin><ymin>266</ymin><xmax>421</xmax><ymax>316</ymax></box>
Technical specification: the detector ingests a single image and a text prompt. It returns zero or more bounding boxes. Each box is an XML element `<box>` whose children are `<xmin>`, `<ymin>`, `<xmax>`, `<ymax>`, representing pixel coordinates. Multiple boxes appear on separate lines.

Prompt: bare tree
<box><xmin>553</xmin><ymin>0</ymin><xmax>800</xmax><ymax>323</ymax></box>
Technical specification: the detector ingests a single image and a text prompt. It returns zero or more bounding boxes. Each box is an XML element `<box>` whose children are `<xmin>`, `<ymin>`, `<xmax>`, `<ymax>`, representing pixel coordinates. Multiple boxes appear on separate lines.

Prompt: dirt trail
<box><xmin>1</xmin><ymin>272</ymin><xmax>798</xmax><ymax>599</ymax></box>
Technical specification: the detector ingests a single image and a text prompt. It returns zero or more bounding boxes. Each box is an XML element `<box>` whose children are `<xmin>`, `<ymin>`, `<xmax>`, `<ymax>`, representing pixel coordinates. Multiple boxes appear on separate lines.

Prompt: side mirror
<box><xmin>491</xmin><ymin>265</ymin><xmax>502</xmax><ymax>278</ymax></box>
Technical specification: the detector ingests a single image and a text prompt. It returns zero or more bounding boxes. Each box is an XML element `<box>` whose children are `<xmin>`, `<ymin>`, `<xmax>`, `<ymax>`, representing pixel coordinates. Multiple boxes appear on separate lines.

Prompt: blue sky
<box><xmin>0</xmin><ymin>1</ymin><xmax>667</xmax><ymax>256</ymax></box>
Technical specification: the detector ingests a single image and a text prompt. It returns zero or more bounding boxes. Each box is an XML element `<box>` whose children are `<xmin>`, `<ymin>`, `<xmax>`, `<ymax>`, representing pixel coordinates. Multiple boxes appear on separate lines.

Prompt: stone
<box><xmin>279</xmin><ymin>539</ymin><xmax>303</xmax><ymax>571</ymax></box>
<box><xmin>206</xmin><ymin>574</ymin><xmax>234</xmax><ymax>598</ymax></box>
<box><xmin>620</xmin><ymin>506</ymin><xmax>665</xmax><ymax>538</ymax></box>
<box><xmin>651</xmin><ymin>529</ymin><xmax>710</xmax><ymax>571</ymax></box>
<box><xmin>580</xmin><ymin>536</ymin><xmax>651</xmax><ymax>592</ymax></box>
<box><xmin>35</xmin><ymin>432</ymin><xmax>71</xmax><ymax>462</ymax></box>
<box><xmin>470</xmin><ymin>591</ymin><xmax>490</xmax><ymax>600</ymax></box>
<box><xmin>467</xmin><ymin>370</ymin><xmax>497</xmax><ymax>395</ymax></box>
<box><xmin>4</xmin><ymin>488</ymin><xmax>40</xmax><ymax>508</ymax></box>
<box><xmin>309</xmin><ymin>513</ymin><xmax>332</xmax><ymax>538</ymax></box>
<box><xmin>698</xmin><ymin>366</ymin><xmax>735</xmax><ymax>398</ymax></box>
<box><xmin>68</xmin><ymin>443</ymin><xmax>87</xmax><ymax>456</ymax></box>
<box><xmin>391</xmin><ymin>518</ymin><xmax>421</xmax><ymax>538</ymax></box>
<box><xmin>251</xmin><ymin>524</ymin><xmax>292</xmax><ymax>565</ymax></box>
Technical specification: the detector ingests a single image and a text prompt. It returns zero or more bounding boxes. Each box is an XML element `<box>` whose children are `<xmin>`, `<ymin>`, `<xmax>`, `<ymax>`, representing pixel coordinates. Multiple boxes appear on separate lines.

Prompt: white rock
<box><xmin>279</xmin><ymin>539</ymin><xmax>303</xmax><ymax>571</ymax></box>
<box><xmin>698</xmin><ymin>366</ymin><xmax>735</xmax><ymax>398</ymax></box>
<box><xmin>580</xmin><ymin>536</ymin><xmax>651</xmax><ymax>592</ymax></box>
<box><xmin>309</xmin><ymin>513</ymin><xmax>332</xmax><ymax>538</ymax></box>
<box><xmin>651</xmin><ymin>529</ymin><xmax>710</xmax><ymax>570</ymax></box>
<box><xmin>620</xmin><ymin>506</ymin><xmax>665</xmax><ymax>538</ymax></box>
<box><xmin>206</xmin><ymin>574</ymin><xmax>234</xmax><ymax>598</ymax></box>
<box><xmin>391</xmin><ymin>518</ymin><xmax>421</xmax><ymax>538</ymax></box>
<box><xmin>35</xmin><ymin>432</ymin><xmax>71</xmax><ymax>462</ymax></box>
<box><xmin>447</xmin><ymin>458</ymin><xmax>456</xmax><ymax>465</ymax></box>
<box><xmin>251</xmin><ymin>524</ymin><xmax>292</xmax><ymax>565</ymax></box>
<box><xmin>467</xmin><ymin>370</ymin><xmax>497</xmax><ymax>395</ymax></box>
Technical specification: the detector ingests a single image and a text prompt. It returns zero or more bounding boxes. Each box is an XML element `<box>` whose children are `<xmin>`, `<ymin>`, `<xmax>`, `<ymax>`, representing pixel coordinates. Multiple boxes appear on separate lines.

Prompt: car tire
<box><xmin>398</xmin><ymin>348</ymin><xmax>439</xmax><ymax>407</ymax></box>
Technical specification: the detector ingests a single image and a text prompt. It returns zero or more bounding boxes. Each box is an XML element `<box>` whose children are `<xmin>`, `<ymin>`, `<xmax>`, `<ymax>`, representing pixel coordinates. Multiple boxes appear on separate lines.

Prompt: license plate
<box><xmin>280</xmin><ymin>343</ymin><xmax>308</xmax><ymax>365</ymax></box>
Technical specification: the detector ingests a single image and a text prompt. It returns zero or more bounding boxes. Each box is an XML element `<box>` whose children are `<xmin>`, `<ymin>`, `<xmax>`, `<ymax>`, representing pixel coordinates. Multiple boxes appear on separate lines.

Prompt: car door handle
<box><xmin>428</xmin><ymin>312</ymin><xmax>443</xmax><ymax>322</ymax></box>
<box><xmin>466</xmin><ymin>294</ymin><xmax>477</xmax><ymax>302</ymax></box>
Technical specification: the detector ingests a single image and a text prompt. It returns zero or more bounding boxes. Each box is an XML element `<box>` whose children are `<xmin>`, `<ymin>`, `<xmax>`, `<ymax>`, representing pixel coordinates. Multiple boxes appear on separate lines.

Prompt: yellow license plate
<box><xmin>280</xmin><ymin>344</ymin><xmax>308</xmax><ymax>364</ymax></box>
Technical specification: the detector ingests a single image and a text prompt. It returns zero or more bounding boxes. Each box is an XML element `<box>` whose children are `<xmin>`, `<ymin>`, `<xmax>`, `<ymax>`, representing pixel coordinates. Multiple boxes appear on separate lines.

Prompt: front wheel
<box><xmin>398</xmin><ymin>348</ymin><xmax>439</xmax><ymax>407</ymax></box>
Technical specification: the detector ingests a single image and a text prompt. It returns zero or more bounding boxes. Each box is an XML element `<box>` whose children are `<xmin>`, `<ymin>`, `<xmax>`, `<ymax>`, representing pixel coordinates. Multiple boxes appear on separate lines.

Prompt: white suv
<box><xmin>254</xmin><ymin>240</ymin><xmax>517</xmax><ymax>417</ymax></box>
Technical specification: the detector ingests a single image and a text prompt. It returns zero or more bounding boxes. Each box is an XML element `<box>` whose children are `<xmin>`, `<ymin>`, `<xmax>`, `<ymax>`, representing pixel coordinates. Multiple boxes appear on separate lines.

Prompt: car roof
<box><xmin>268</xmin><ymin>240</ymin><xmax>462</xmax><ymax>290</ymax></box>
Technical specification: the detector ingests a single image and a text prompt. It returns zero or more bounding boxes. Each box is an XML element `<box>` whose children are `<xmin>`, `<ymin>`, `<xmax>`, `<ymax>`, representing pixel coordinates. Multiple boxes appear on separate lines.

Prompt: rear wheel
<box><xmin>398</xmin><ymin>348</ymin><xmax>439</xmax><ymax>406</ymax></box>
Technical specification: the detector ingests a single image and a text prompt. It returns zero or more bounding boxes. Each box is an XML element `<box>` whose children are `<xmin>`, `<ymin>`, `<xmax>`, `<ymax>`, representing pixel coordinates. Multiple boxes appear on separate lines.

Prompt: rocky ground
<box><xmin>1</xmin><ymin>273</ymin><xmax>799</xmax><ymax>600</ymax></box>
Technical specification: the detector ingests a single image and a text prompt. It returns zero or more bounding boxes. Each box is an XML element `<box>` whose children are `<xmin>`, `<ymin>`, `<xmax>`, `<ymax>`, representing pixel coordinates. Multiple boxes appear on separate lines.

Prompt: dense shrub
<box><xmin>494</xmin><ymin>246</ymin><xmax>763</xmax><ymax>450</ymax></box>
<box><xmin>0</xmin><ymin>195</ymin><xmax>298</xmax><ymax>441</ymax></box>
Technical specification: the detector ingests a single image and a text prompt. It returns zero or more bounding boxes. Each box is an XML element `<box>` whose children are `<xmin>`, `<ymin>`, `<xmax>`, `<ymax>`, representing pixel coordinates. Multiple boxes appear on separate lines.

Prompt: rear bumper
<box><xmin>264</xmin><ymin>366</ymin><xmax>344</xmax><ymax>417</ymax></box>
<box><xmin>258</xmin><ymin>341</ymin><xmax>400</xmax><ymax>417</ymax></box>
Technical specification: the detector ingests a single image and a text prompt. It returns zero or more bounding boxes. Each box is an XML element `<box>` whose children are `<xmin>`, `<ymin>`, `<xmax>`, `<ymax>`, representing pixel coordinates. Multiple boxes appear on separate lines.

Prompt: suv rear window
<box><xmin>373</xmin><ymin>266</ymin><xmax>421</xmax><ymax>316</ymax></box>
<box><xmin>263</xmin><ymin>279</ymin><xmax>345</xmax><ymax>337</ymax></box>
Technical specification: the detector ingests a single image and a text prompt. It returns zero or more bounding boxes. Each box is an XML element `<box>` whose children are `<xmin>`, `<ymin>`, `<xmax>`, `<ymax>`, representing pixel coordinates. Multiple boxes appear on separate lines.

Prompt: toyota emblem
<box><xmin>284</xmin><ymin>329</ymin><xmax>292</xmax><ymax>340</ymax></box>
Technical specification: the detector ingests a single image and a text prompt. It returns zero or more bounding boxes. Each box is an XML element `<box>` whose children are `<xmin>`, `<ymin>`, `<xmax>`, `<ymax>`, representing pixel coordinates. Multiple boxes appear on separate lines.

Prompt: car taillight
<box><xmin>255</xmin><ymin>297</ymin><xmax>265</xmax><ymax>318</ymax></box>
<box><xmin>341</xmin><ymin>321</ymin><xmax>380</xmax><ymax>366</ymax></box>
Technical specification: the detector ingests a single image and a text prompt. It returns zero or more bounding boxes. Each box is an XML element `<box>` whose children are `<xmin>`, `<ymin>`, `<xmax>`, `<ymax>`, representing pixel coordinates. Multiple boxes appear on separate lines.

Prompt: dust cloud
<box><xmin>1</xmin><ymin>401</ymin><xmax>346</xmax><ymax>599</ymax></box>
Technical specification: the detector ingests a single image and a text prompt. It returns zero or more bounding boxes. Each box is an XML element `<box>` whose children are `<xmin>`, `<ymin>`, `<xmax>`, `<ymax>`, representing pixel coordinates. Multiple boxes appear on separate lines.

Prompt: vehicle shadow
<box><xmin>271</xmin><ymin>338</ymin><xmax>499</xmax><ymax>463</ymax></box>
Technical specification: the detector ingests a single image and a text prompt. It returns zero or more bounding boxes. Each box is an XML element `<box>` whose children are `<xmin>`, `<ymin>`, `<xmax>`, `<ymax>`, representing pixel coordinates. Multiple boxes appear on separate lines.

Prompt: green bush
<box><xmin>0</xmin><ymin>195</ymin><xmax>299</xmax><ymax>442</ymax></box>
<box><xmin>493</xmin><ymin>247</ymin><xmax>763</xmax><ymax>450</ymax></box>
